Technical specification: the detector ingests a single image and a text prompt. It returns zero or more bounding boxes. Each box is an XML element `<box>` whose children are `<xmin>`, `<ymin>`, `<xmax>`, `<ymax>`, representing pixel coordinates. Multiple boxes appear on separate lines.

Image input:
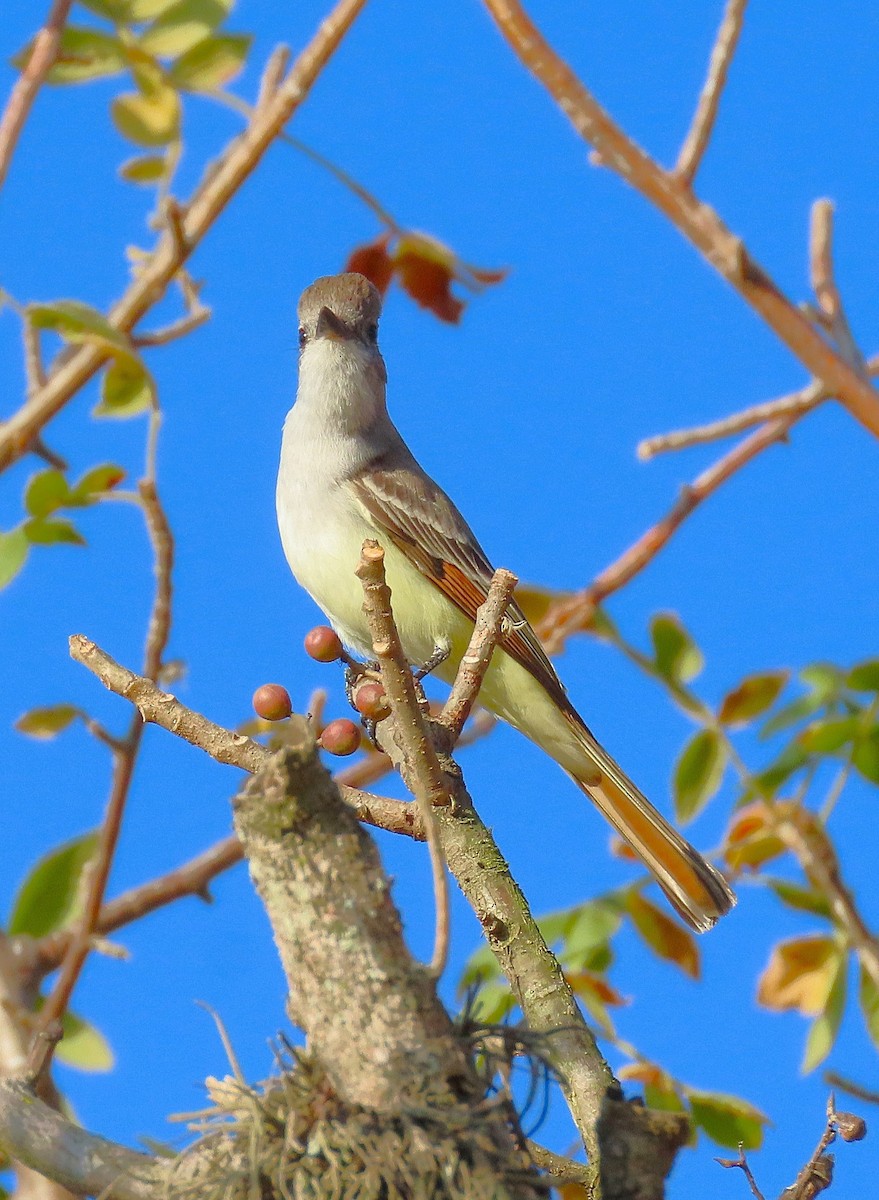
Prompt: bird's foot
<box><xmin>414</xmin><ymin>642</ymin><xmax>450</xmax><ymax>682</ymax></box>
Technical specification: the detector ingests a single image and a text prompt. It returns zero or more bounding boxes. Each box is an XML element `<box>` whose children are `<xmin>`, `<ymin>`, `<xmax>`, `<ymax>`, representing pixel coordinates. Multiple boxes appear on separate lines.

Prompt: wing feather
<box><xmin>347</xmin><ymin>463</ymin><xmax>573</xmax><ymax>713</ymax></box>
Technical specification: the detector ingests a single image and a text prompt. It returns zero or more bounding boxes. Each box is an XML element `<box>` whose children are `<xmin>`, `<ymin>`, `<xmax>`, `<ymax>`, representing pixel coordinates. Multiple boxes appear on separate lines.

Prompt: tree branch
<box><xmin>480</xmin><ymin>0</ymin><xmax>879</xmax><ymax>439</ymax></box>
<box><xmin>0</xmin><ymin>1079</ymin><xmax>162</xmax><ymax>1200</ymax></box>
<box><xmin>441</xmin><ymin>568</ymin><xmax>518</xmax><ymax>742</ymax></box>
<box><xmin>350</xmin><ymin>543</ymin><xmax>614</xmax><ymax>1177</ymax></box>
<box><xmin>356</xmin><ymin>541</ymin><xmax>451</xmax><ymax>977</ymax></box>
<box><xmin>0</xmin><ymin>0</ymin><xmax>73</xmax><ymax>192</ymax></box>
<box><xmin>0</xmin><ymin>0</ymin><xmax>369</xmax><ymax>474</ymax></box>
<box><xmin>67</xmin><ymin>634</ymin><xmax>423</xmax><ymax>839</ymax></box>
<box><xmin>538</xmin><ymin>409</ymin><xmax>802</xmax><ymax>652</ymax></box>
<box><xmin>674</xmin><ymin>0</ymin><xmax>749</xmax><ymax>185</ymax></box>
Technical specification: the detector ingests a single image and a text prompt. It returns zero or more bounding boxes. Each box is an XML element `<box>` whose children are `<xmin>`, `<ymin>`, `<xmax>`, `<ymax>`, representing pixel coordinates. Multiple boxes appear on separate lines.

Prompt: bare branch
<box><xmin>825</xmin><ymin>1072</ymin><xmax>879</xmax><ymax>1107</ymax></box>
<box><xmin>675</xmin><ymin>0</ymin><xmax>749</xmax><ymax>185</ymax></box>
<box><xmin>0</xmin><ymin>1079</ymin><xmax>162</xmax><ymax>1200</ymax></box>
<box><xmin>538</xmin><ymin>410</ymin><xmax>801</xmax><ymax>652</ymax></box>
<box><xmin>0</xmin><ymin>0</ymin><xmax>74</xmax><ymax>192</ymax></box>
<box><xmin>441</xmin><ymin>568</ymin><xmax>517</xmax><ymax>742</ymax></box>
<box><xmin>356</xmin><ymin>540</ymin><xmax>450</xmax><ymax>978</ymax></box>
<box><xmin>67</xmin><ymin>634</ymin><xmax>422</xmax><ymax>839</ymax></box>
<box><xmin>637</xmin><ymin>380</ymin><xmax>825</xmax><ymax>460</ymax></box>
<box><xmin>480</xmin><ymin>0</ymin><xmax>879</xmax><ymax>439</ymax></box>
<box><xmin>0</xmin><ymin>0</ymin><xmax>369</xmax><ymax>474</ymax></box>
<box><xmin>809</xmin><ymin>198</ymin><xmax>867</xmax><ymax>375</ymax></box>
<box><xmin>130</xmin><ymin>305</ymin><xmax>211</xmax><ymax>349</ymax></box>
<box><xmin>715</xmin><ymin>1145</ymin><xmax>765</xmax><ymax>1200</ymax></box>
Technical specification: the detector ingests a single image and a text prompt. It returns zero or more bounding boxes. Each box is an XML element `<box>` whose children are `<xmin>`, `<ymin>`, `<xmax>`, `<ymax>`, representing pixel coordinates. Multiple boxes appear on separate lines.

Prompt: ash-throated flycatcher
<box><xmin>276</xmin><ymin>272</ymin><xmax>735</xmax><ymax>932</ymax></box>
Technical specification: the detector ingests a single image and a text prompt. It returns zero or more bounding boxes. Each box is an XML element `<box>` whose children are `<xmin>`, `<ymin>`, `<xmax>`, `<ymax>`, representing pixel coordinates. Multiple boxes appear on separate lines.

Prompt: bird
<box><xmin>276</xmin><ymin>272</ymin><xmax>735</xmax><ymax>932</ymax></box>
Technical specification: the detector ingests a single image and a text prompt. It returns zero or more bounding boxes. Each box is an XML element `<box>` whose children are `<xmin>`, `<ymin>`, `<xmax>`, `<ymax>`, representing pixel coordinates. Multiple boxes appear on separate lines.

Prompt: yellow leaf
<box><xmin>626</xmin><ymin>891</ymin><xmax>700</xmax><ymax>979</ymax></box>
<box><xmin>757</xmin><ymin>936</ymin><xmax>840</xmax><ymax>1015</ymax></box>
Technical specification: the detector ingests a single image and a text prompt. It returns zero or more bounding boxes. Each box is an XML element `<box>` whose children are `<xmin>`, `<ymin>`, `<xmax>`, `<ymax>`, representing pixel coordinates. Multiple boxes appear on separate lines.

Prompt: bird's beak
<box><xmin>315</xmin><ymin>306</ymin><xmax>352</xmax><ymax>342</ymax></box>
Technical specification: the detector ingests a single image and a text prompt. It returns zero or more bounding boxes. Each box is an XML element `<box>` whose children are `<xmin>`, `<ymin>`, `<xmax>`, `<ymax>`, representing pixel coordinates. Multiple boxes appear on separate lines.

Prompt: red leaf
<box><xmin>345</xmin><ymin>234</ymin><xmax>394</xmax><ymax>295</ymax></box>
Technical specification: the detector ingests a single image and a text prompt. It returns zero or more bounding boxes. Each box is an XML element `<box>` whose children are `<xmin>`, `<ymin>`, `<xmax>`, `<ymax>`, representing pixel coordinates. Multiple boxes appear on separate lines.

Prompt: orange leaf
<box><xmin>566</xmin><ymin>971</ymin><xmax>629</xmax><ymax>1007</ymax></box>
<box><xmin>345</xmin><ymin>233</ymin><xmax>393</xmax><ymax>295</ymax></box>
<box><xmin>757</xmin><ymin>936</ymin><xmax>841</xmax><ymax>1015</ymax></box>
<box><xmin>723</xmin><ymin>801</ymin><xmax>786</xmax><ymax>871</ymax></box>
<box><xmin>626</xmin><ymin>891</ymin><xmax>700</xmax><ymax>979</ymax></box>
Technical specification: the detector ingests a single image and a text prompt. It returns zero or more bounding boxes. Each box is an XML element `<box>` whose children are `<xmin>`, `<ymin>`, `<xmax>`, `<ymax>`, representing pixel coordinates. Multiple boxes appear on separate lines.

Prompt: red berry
<box><xmin>252</xmin><ymin>684</ymin><xmax>292</xmax><ymax>722</ymax></box>
<box><xmin>319</xmin><ymin>718</ymin><xmax>360</xmax><ymax>756</ymax></box>
<box><xmin>304</xmin><ymin>625</ymin><xmax>343</xmax><ymax>663</ymax></box>
<box><xmin>353</xmin><ymin>680</ymin><xmax>390</xmax><ymax>721</ymax></box>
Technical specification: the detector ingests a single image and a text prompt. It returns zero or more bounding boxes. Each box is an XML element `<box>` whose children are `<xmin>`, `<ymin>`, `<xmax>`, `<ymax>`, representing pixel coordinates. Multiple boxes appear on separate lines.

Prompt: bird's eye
<box><xmin>366</xmin><ymin>322</ymin><xmax>378</xmax><ymax>343</ymax></box>
<box><xmin>298</xmin><ymin>326</ymin><xmax>307</xmax><ymax>349</ymax></box>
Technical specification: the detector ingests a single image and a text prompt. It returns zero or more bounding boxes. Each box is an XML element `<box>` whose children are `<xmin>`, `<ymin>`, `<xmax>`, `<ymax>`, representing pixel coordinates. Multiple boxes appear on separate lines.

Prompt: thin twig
<box><xmin>638</xmin><ymin>351</ymin><xmax>879</xmax><ymax>458</ymax></box>
<box><xmin>675</xmin><ymin>0</ymin><xmax>749</xmax><ymax>185</ymax></box>
<box><xmin>441</xmin><ymin>568</ymin><xmax>517</xmax><ymax>741</ymax></box>
<box><xmin>538</xmin><ymin>410</ymin><xmax>801</xmax><ymax>653</ymax></box>
<box><xmin>356</xmin><ymin>540</ymin><xmax>451</xmax><ymax>979</ymax></box>
<box><xmin>131</xmin><ymin>305</ymin><xmax>211</xmax><ymax>349</ymax></box>
<box><xmin>67</xmin><ymin>634</ymin><xmax>422</xmax><ymax>838</ymax></box>
<box><xmin>0</xmin><ymin>0</ymin><xmax>369</xmax><ymax>474</ymax></box>
<box><xmin>825</xmin><ymin>1072</ymin><xmax>879</xmax><ymax>1107</ymax></box>
<box><xmin>715</xmin><ymin>1145</ymin><xmax>765</xmax><ymax>1200</ymax></box>
<box><xmin>809</xmin><ymin>198</ymin><xmax>867</xmax><ymax>376</ymax></box>
<box><xmin>0</xmin><ymin>0</ymin><xmax>74</xmax><ymax>191</ymax></box>
<box><xmin>637</xmin><ymin>381</ymin><xmax>824</xmax><ymax>460</ymax></box>
<box><xmin>782</xmin><ymin>1095</ymin><xmax>839</xmax><ymax>1200</ymax></box>
<box><xmin>480</xmin><ymin>0</ymin><xmax>879</xmax><ymax>439</ymax></box>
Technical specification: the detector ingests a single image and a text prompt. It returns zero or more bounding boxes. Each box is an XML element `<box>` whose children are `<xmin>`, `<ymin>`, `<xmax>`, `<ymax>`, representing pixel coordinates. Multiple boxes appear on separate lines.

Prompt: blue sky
<box><xmin>2</xmin><ymin>2</ymin><xmax>879</xmax><ymax>1196</ymax></box>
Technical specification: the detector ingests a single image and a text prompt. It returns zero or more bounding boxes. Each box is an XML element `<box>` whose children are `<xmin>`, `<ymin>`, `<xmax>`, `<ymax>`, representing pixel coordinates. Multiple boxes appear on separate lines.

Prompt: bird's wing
<box><xmin>346</xmin><ymin>463</ymin><xmax>572</xmax><ymax>711</ymax></box>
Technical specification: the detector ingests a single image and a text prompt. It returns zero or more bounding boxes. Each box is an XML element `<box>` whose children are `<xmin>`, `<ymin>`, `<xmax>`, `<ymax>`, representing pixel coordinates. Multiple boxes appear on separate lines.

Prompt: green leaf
<box><xmin>650</xmin><ymin>612</ymin><xmax>703</xmax><ymax>684</ymax></box>
<box><xmin>28</xmin><ymin>300</ymin><xmax>129</xmax><ymax>353</ymax></box>
<box><xmin>169</xmin><ymin>32</ymin><xmax>251</xmax><ymax>90</ymax></box>
<box><xmin>14</xmin><ymin>28</ymin><xmax>127</xmax><ymax>84</ymax></box>
<box><xmin>626</xmin><ymin>891</ymin><xmax>699</xmax><ymax>979</ymax></box>
<box><xmin>859</xmin><ymin>965</ymin><xmax>879</xmax><ymax>1047</ymax></box>
<box><xmin>470</xmin><ymin>980</ymin><xmax>515</xmax><ymax>1025</ymax></box>
<box><xmin>24</xmin><ymin>468</ymin><xmax>70</xmax><ymax>518</ymax></box>
<box><xmin>112</xmin><ymin>87</ymin><xmax>181</xmax><ymax>146</ymax></box>
<box><xmin>24</xmin><ymin>517</ymin><xmax>86</xmax><ymax>546</ymax></box>
<box><xmin>767</xmin><ymin>879</ymin><xmax>832</xmax><ymax>919</ymax></box>
<box><xmin>458</xmin><ymin>943</ymin><xmax>501</xmax><ymax>991</ymax></box>
<box><xmin>673</xmin><ymin>728</ymin><xmax>726</xmax><ymax>823</ymax></box>
<box><xmin>56</xmin><ymin>1011</ymin><xmax>114</xmax><ymax>1072</ymax></box>
<box><xmin>686</xmin><ymin>1090</ymin><xmax>768</xmax><ymax>1150</ymax></box>
<box><xmin>802</xmin><ymin>951</ymin><xmax>847</xmax><ymax>1073</ymax></box>
<box><xmin>853</xmin><ymin>729</ymin><xmax>879</xmax><ymax>785</ymax></box>
<box><xmin>139</xmin><ymin>0</ymin><xmax>232</xmax><ymax>57</ymax></box>
<box><xmin>0</xmin><ymin>528</ymin><xmax>29</xmax><ymax>589</ymax></box>
<box><xmin>798</xmin><ymin>715</ymin><xmax>860</xmax><ymax>754</ymax></box>
<box><xmin>8</xmin><ymin>831</ymin><xmax>100</xmax><ymax>937</ymax></box>
<box><xmin>15</xmin><ymin>704</ymin><xmax>80</xmax><ymax>739</ymax></box>
<box><xmin>119</xmin><ymin>154</ymin><xmax>168</xmax><ymax>184</ymax></box>
<box><xmin>128</xmin><ymin>0</ymin><xmax>182</xmax><ymax>18</ymax></box>
<box><xmin>718</xmin><ymin>671</ymin><xmax>789</xmax><ymax>728</ymax></box>
<box><xmin>848</xmin><ymin>660</ymin><xmax>879</xmax><ymax>693</ymax></box>
<box><xmin>78</xmin><ymin>0</ymin><xmax>134</xmax><ymax>20</ymax></box>
<box><xmin>555</xmin><ymin>899</ymin><xmax>622</xmax><ymax>966</ymax></box>
<box><xmin>750</xmin><ymin>742</ymin><xmax>810</xmax><ymax>798</ymax></box>
<box><xmin>800</xmin><ymin>663</ymin><xmax>844</xmax><ymax>699</ymax></box>
<box><xmin>761</xmin><ymin>693</ymin><xmax>825</xmax><ymax>738</ymax></box>
<box><xmin>70</xmin><ymin>463</ymin><xmax>127</xmax><ymax>503</ymax></box>
<box><xmin>95</xmin><ymin>357</ymin><xmax>155</xmax><ymax>417</ymax></box>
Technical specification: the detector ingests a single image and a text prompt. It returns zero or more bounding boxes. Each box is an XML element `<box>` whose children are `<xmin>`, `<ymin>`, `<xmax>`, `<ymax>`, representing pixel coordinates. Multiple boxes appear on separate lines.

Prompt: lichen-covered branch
<box><xmin>0</xmin><ymin>1079</ymin><xmax>162</xmax><ymax>1200</ymax></box>
<box><xmin>351</xmin><ymin>542</ymin><xmax>613</xmax><ymax>1175</ymax></box>
<box><xmin>232</xmin><ymin>727</ymin><xmax>472</xmax><ymax>1112</ymax></box>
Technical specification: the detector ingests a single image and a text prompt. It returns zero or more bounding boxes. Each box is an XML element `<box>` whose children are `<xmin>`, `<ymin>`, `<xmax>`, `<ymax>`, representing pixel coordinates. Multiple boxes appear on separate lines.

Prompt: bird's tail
<box><xmin>567</xmin><ymin>725</ymin><xmax>735</xmax><ymax>932</ymax></box>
